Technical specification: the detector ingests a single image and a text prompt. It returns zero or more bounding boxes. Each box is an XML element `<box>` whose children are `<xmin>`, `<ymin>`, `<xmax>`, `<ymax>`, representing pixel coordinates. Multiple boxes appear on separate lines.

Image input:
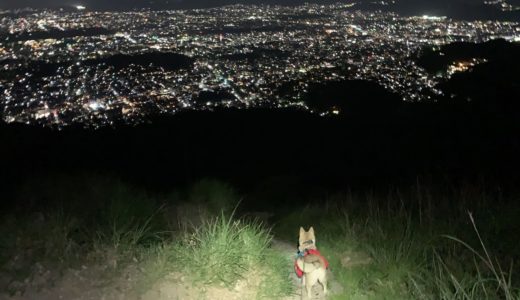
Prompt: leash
<box><xmin>297</xmin><ymin>240</ymin><xmax>317</xmax><ymax>299</ymax></box>
<box><xmin>297</xmin><ymin>250</ymin><xmax>306</xmax><ymax>300</ymax></box>
<box><xmin>302</xmin><ymin>258</ymin><xmax>305</xmax><ymax>300</ymax></box>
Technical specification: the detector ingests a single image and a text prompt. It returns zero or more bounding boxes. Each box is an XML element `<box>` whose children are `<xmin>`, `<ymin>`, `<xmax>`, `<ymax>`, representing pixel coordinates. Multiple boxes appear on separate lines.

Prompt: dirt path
<box><xmin>1</xmin><ymin>239</ymin><xmax>341</xmax><ymax>300</ymax></box>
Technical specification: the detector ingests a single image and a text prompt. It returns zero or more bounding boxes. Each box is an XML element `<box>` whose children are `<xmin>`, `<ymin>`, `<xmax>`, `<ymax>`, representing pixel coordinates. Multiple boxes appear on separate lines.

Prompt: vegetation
<box><xmin>0</xmin><ymin>175</ymin><xmax>519</xmax><ymax>299</ymax></box>
<box><xmin>274</xmin><ymin>186</ymin><xmax>520</xmax><ymax>299</ymax></box>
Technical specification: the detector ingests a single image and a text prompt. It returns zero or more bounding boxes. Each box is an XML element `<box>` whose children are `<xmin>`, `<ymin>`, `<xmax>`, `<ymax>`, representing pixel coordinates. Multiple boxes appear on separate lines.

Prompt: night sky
<box><xmin>3</xmin><ymin>0</ymin><xmax>520</xmax><ymax>22</ymax></box>
<box><xmin>0</xmin><ymin>0</ymin><xmax>500</xmax><ymax>10</ymax></box>
<box><xmin>5</xmin><ymin>0</ymin><xmax>326</xmax><ymax>9</ymax></box>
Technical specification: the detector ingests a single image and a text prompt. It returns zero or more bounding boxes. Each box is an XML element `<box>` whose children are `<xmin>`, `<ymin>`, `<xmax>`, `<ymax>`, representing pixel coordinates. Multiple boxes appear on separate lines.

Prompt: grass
<box><xmin>171</xmin><ymin>212</ymin><xmax>293</xmax><ymax>297</ymax></box>
<box><xmin>0</xmin><ymin>176</ymin><xmax>293</xmax><ymax>298</ymax></box>
<box><xmin>411</xmin><ymin>212</ymin><xmax>519</xmax><ymax>300</ymax></box>
<box><xmin>173</xmin><ymin>212</ymin><xmax>271</xmax><ymax>285</ymax></box>
<box><xmin>1</xmin><ymin>175</ymin><xmax>519</xmax><ymax>299</ymax></box>
<box><xmin>274</xmin><ymin>187</ymin><xmax>520</xmax><ymax>300</ymax></box>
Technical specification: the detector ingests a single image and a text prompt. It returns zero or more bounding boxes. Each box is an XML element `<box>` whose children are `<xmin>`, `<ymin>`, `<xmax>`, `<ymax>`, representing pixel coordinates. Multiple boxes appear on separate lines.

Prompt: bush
<box><xmin>173</xmin><ymin>213</ymin><xmax>271</xmax><ymax>285</ymax></box>
<box><xmin>187</xmin><ymin>179</ymin><xmax>239</xmax><ymax>217</ymax></box>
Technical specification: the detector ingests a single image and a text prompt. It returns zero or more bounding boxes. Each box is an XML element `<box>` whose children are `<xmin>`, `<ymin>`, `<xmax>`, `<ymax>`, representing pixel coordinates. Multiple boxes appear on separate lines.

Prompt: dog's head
<box><xmin>298</xmin><ymin>226</ymin><xmax>317</xmax><ymax>252</ymax></box>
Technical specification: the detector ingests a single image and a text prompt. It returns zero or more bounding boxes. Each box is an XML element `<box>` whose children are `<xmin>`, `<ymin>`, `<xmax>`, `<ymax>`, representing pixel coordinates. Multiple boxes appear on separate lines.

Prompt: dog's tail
<box><xmin>296</xmin><ymin>254</ymin><xmax>326</xmax><ymax>273</ymax></box>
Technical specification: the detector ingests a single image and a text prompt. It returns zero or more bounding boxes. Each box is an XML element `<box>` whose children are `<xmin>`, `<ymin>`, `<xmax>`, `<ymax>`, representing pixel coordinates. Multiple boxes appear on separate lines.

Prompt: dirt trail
<box><xmin>1</xmin><ymin>264</ymin><xmax>142</xmax><ymax>300</ymax></box>
<box><xmin>1</xmin><ymin>239</ymin><xmax>341</xmax><ymax>300</ymax></box>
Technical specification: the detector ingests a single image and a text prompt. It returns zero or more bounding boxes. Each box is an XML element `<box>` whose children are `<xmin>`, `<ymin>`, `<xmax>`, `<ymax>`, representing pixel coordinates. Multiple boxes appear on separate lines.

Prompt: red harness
<box><xmin>294</xmin><ymin>249</ymin><xmax>329</xmax><ymax>278</ymax></box>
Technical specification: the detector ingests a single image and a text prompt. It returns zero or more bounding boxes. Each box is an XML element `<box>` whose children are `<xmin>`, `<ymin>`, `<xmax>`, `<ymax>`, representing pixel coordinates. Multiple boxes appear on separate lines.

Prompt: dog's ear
<box><xmin>299</xmin><ymin>227</ymin><xmax>305</xmax><ymax>235</ymax></box>
<box><xmin>308</xmin><ymin>226</ymin><xmax>315</xmax><ymax>235</ymax></box>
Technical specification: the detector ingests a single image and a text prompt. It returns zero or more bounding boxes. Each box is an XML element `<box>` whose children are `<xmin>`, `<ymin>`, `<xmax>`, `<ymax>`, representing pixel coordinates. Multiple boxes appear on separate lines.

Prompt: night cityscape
<box><xmin>1</xmin><ymin>4</ymin><xmax>519</xmax><ymax>128</ymax></box>
<box><xmin>1</xmin><ymin>1</ymin><xmax>520</xmax><ymax>300</ymax></box>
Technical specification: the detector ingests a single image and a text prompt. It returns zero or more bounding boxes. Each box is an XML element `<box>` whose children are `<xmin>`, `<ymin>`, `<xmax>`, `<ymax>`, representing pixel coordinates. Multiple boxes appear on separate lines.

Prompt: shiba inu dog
<box><xmin>294</xmin><ymin>226</ymin><xmax>329</xmax><ymax>298</ymax></box>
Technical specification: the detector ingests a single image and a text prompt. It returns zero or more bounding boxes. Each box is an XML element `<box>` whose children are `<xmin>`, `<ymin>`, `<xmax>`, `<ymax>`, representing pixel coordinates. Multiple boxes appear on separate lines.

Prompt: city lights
<box><xmin>0</xmin><ymin>4</ymin><xmax>518</xmax><ymax>129</ymax></box>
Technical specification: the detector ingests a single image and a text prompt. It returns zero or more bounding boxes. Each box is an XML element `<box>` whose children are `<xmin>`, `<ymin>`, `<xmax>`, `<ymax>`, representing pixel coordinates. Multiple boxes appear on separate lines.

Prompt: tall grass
<box><xmin>173</xmin><ymin>213</ymin><xmax>270</xmax><ymax>284</ymax></box>
<box><xmin>2</xmin><ymin>175</ymin><xmax>518</xmax><ymax>299</ymax></box>
<box><xmin>0</xmin><ymin>174</ymin><xmax>164</xmax><ymax>284</ymax></box>
<box><xmin>274</xmin><ymin>186</ymin><xmax>520</xmax><ymax>300</ymax></box>
<box><xmin>410</xmin><ymin>212</ymin><xmax>519</xmax><ymax>300</ymax></box>
<box><xmin>90</xmin><ymin>207</ymin><xmax>163</xmax><ymax>269</ymax></box>
<box><xmin>29</xmin><ymin>176</ymin><xmax>291</xmax><ymax>297</ymax></box>
<box><xmin>133</xmin><ymin>212</ymin><xmax>293</xmax><ymax>298</ymax></box>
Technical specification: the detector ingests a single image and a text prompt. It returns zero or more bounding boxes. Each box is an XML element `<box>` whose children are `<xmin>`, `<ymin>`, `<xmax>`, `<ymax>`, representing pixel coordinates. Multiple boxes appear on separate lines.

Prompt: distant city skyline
<box><xmin>1</xmin><ymin>2</ymin><xmax>518</xmax><ymax>128</ymax></box>
<box><xmin>0</xmin><ymin>0</ymin><xmax>510</xmax><ymax>10</ymax></box>
<box><xmin>3</xmin><ymin>0</ymin><xmax>520</xmax><ymax>23</ymax></box>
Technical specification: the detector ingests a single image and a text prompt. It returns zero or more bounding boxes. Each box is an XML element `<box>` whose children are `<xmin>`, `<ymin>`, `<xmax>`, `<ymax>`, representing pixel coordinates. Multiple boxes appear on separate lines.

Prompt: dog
<box><xmin>294</xmin><ymin>226</ymin><xmax>328</xmax><ymax>298</ymax></box>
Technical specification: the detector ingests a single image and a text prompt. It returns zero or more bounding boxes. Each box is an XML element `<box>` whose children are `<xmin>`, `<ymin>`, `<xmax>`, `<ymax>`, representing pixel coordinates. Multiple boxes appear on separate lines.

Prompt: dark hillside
<box><xmin>1</xmin><ymin>103</ymin><xmax>520</xmax><ymax>198</ymax></box>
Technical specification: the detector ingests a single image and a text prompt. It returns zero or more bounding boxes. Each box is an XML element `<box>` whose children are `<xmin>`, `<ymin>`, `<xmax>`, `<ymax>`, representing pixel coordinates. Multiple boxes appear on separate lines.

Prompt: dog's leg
<box><xmin>319</xmin><ymin>273</ymin><xmax>327</xmax><ymax>295</ymax></box>
<box><xmin>322</xmin><ymin>278</ymin><xmax>327</xmax><ymax>295</ymax></box>
<box><xmin>306</xmin><ymin>283</ymin><xmax>312</xmax><ymax>299</ymax></box>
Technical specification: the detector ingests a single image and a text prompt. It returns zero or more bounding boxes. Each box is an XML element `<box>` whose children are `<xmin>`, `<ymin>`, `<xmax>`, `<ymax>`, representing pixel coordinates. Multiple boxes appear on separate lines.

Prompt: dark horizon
<box><xmin>3</xmin><ymin>0</ymin><xmax>520</xmax><ymax>22</ymax></box>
